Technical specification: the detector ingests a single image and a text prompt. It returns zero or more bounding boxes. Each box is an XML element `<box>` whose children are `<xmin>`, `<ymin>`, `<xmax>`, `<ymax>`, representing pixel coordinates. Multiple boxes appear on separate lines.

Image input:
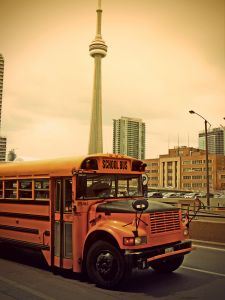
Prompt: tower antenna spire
<box><xmin>88</xmin><ymin>0</ymin><xmax>108</xmax><ymax>154</ymax></box>
<box><xmin>98</xmin><ymin>0</ymin><xmax>101</xmax><ymax>9</ymax></box>
<box><xmin>96</xmin><ymin>0</ymin><xmax>102</xmax><ymax>37</ymax></box>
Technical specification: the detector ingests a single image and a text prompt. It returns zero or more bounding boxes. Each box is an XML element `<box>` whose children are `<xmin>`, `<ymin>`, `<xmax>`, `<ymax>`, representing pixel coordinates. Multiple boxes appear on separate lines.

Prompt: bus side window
<box><xmin>35</xmin><ymin>179</ymin><xmax>49</xmax><ymax>200</ymax></box>
<box><xmin>0</xmin><ymin>180</ymin><xmax>3</xmax><ymax>198</ymax></box>
<box><xmin>55</xmin><ymin>180</ymin><xmax>61</xmax><ymax>212</ymax></box>
<box><xmin>5</xmin><ymin>180</ymin><xmax>17</xmax><ymax>199</ymax></box>
<box><xmin>64</xmin><ymin>178</ymin><xmax>72</xmax><ymax>212</ymax></box>
<box><xmin>19</xmin><ymin>180</ymin><xmax>32</xmax><ymax>199</ymax></box>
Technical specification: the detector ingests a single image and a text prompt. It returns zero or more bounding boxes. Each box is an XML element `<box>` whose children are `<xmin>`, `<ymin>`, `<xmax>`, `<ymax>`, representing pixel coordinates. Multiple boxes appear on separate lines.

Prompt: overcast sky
<box><xmin>0</xmin><ymin>0</ymin><xmax>224</xmax><ymax>160</ymax></box>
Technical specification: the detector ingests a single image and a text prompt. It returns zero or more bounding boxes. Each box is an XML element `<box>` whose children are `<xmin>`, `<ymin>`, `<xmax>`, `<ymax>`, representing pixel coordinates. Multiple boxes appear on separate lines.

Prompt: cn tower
<box><xmin>88</xmin><ymin>0</ymin><xmax>107</xmax><ymax>154</ymax></box>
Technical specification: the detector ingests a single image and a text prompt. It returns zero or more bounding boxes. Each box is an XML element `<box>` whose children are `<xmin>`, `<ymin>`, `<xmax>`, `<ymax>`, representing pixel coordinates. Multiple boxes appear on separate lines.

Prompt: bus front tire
<box><xmin>150</xmin><ymin>255</ymin><xmax>184</xmax><ymax>273</ymax></box>
<box><xmin>86</xmin><ymin>240</ymin><xmax>130</xmax><ymax>289</ymax></box>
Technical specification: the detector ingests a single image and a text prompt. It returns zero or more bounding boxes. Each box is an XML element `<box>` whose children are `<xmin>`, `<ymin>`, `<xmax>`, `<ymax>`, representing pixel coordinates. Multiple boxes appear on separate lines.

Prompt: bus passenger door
<box><xmin>53</xmin><ymin>177</ymin><xmax>73</xmax><ymax>269</ymax></box>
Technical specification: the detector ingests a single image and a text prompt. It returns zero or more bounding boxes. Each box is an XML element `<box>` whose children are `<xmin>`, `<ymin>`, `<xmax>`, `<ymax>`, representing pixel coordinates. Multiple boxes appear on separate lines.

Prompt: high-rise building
<box><xmin>113</xmin><ymin>116</ymin><xmax>146</xmax><ymax>159</ymax></box>
<box><xmin>0</xmin><ymin>54</ymin><xmax>7</xmax><ymax>162</ymax></box>
<box><xmin>88</xmin><ymin>0</ymin><xmax>107</xmax><ymax>154</ymax></box>
<box><xmin>0</xmin><ymin>137</ymin><xmax>7</xmax><ymax>162</ymax></box>
<box><xmin>199</xmin><ymin>127</ymin><xmax>225</xmax><ymax>155</ymax></box>
<box><xmin>0</xmin><ymin>54</ymin><xmax>4</xmax><ymax>127</ymax></box>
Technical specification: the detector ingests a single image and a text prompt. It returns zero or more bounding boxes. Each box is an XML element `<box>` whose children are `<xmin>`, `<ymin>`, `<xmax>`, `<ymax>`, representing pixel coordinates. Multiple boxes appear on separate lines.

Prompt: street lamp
<box><xmin>189</xmin><ymin>110</ymin><xmax>211</xmax><ymax>208</ymax></box>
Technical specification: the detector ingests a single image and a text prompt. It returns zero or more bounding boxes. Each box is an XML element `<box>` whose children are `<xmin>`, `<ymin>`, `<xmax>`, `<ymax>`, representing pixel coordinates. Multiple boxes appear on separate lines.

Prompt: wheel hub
<box><xmin>96</xmin><ymin>252</ymin><xmax>114</xmax><ymax>275</ymax></box>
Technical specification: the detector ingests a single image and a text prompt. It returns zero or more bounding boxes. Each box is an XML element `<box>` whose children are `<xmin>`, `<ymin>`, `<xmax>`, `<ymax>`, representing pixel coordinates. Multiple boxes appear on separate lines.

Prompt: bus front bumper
<box><xmin>124</xmin><ymin>240</ymin><xmax>193</xmax><ymax>269</ymax></box>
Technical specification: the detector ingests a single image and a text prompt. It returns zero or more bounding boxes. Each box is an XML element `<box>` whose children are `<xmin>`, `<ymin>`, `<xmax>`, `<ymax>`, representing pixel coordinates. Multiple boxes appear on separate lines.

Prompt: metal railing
<box><xmin>150</xmin><ymin>198</ymin><xmax>225</xmax><ymax>220</ymax></box>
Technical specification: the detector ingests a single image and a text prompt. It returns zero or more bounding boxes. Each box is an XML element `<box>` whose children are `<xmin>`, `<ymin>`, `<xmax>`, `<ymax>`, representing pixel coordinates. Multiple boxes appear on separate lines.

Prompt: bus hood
<box><xmin>96</xmin><ymin>199</ymin><xmax>179</xmax><ymax>214</ymax></box>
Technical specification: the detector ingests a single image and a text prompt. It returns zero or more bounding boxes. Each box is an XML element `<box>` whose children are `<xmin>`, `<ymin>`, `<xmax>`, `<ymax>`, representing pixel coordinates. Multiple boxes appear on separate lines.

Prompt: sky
<box><xmin>0</xmin><ymin>0</ymin><xmax>224</xmax><ymax>160</ymax></box>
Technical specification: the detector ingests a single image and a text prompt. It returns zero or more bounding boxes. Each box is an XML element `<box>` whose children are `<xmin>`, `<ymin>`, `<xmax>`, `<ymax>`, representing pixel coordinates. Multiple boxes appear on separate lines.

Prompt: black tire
<box><xmin>150</xmin><ymin>255</ymin><xmax>184</xmax><ymax>273</ymax></box>
<box><xmin>86</xmin><ymin>240</ymin><xmax>130</xmax><ymax>289</ymax></box>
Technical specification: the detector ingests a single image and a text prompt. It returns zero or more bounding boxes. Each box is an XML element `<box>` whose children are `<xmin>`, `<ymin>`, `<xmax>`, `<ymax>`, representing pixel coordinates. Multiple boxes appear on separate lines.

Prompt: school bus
<box><xmin>0</xmin><ymin>154</ymin><xmax>192</xmax><ymax>288</ymax></box>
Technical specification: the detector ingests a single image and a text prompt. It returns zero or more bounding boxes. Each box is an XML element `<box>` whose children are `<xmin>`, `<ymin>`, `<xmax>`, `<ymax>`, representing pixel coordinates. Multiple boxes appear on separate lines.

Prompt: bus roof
<box><xmin>0</xmin><ymin>154</ymin><xmax>141</xmax><ymax>178</ymax></box>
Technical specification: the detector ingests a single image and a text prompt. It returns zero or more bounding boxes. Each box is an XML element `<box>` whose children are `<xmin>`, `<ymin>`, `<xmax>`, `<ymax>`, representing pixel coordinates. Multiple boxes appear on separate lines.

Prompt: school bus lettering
<box><xmin>120</xmin><ymin>160</ymin><xmax>127</xmax><ymax>170</ymax></box>
<box><xmin>0</xmin><ymin>154</ymin><xmax>193</xmax><ymax>289</ymax></box>
<box><xmin>102</xmin><ymin>159</ymin><xmax>127</xmax><ymax>170</ymax></box>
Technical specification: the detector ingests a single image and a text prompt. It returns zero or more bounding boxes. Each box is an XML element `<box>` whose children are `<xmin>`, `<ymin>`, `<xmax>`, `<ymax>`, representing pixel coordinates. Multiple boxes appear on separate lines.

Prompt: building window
<box><xmin>192</xmin><ymin>168</ymin><xmax>202</xmax><ymax>172</ymax></box>
<box><xmin>192</xmin><ymin>160</ymin><xmax>203</xmax><ymax>164</ymax></box>
<box><xmin>203</xmin><ymin>175</ymin><xmax>212</xmax><ymax>179</ymax></box>
<box><xmin>192</xmin><ymin>183</ymin><xmax>202</xmax><ymax>187</ymax></box>
<box><xmin>203</xmin><ymin>160</ymin><xmax>212</xmax><ymax>164</ymax></box>
<box><xmin>150</xmin><ymin>177</ymin><xmax>158</xmax><ymax>180</ymax></box>
<box><xmin>183</xmin><ymin>183</ymin><xmax>191</xmax><ymax>188</ymax></box>
<box><xmin>203</xmin><ymin>167</ymin><xmax>212</xmax><ymax>172</ymax></box>
<box><xmin>183</xmin><ymin>176</ymin><xmax>191</xmax><ymax>179</ymax></box>
<box><xmin>183</xmin><ymin>168</ymin><xmax>192</xmax><ymax>172</ymax></box>
<box><xmin>192</xmin><ymin>175</ymin><xmax>203</xmax><ymax>180</ymax></box>
<box><xmin>221</xmin><ymin>175</ymin><xmax>225</xmax><ymax>179</ymax></box>
<box><xmin>183</xmin><ymin>161</ymin><xmax>191</xmax><ymax>165</ymax></box>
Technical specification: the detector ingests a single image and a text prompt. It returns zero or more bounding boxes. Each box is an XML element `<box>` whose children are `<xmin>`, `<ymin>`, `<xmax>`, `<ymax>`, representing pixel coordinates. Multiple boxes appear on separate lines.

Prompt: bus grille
<box><xmin>149</xmin><ymin>211</ymin><xmax>181</xmax><ymax>234</ymax></box>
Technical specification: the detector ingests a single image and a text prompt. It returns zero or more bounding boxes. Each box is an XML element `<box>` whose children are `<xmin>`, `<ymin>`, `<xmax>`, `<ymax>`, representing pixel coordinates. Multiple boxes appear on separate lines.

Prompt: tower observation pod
<box><xmin>88</xmin><ymin>0</ymin><xmax>108</xmax><ymax>154</ymax></box>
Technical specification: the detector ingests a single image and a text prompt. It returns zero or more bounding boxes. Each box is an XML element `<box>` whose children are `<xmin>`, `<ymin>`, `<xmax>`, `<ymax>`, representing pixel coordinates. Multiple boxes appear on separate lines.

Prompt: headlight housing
<box><xmin>123</xmin><ymin>236</ymin><xmax>147</xmax><ymax>246</ymax></box>
<box><xmin>183</xmin><ymin>228</ymin><xmax>189</xmax><ymax>236</ymax></box>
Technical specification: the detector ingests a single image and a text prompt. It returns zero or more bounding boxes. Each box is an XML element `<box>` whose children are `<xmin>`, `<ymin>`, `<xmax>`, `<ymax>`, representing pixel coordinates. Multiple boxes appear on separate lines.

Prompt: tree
<box><xmin>7</xmin><ymin>149</ymin><xmax>17</xmax><ymax>161</ymax></box>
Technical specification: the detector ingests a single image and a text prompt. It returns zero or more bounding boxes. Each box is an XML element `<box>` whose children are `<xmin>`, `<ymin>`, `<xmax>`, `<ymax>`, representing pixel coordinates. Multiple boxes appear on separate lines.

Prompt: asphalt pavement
<box><xmin>0</xmin><ymin>241</ymin><xmax>225</xmax><ymax>300</ymax></box>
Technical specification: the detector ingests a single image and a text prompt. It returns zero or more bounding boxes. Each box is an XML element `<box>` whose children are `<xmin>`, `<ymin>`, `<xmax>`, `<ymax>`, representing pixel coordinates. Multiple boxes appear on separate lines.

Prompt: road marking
<box><xmin>181</xmin><ymin>266</ymin><xmax>225</xmax><ymax>278</ymax></box>
<box><xmin>0</xmin><ymin>276</ymin><xmax>55</xmax><ymax>300</ymax></box>
<box><xmin>193</xmin><ymin>244</ymin><xmax>225</xmax><ymax>252</ymax></box>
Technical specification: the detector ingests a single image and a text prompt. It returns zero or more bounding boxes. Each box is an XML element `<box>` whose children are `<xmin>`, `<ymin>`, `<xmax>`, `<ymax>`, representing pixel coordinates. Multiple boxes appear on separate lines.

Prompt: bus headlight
<box><xmin>123</xmin><ymin>236</ymin><xmax>147</xmax><ymax>246</ymax></box>
<box><xmin>183</xmin><ymin>228</ymin><xmax>189</xmax><ymax>236</ymax></box>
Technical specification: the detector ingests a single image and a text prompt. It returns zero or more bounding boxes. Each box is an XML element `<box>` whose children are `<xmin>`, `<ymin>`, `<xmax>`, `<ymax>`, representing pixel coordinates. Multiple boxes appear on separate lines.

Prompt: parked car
<box><xmin>196</xmin><ymin>192</ymin><xmax>214</xmax><ymax>198</ymax></box>
<box><xmin>184</xmin><ymin>192</ymin><xmax>199</xmax><ymax>199</ymax></box>
<box><xmin>163</xmin><ymin>192</ymin><xmax>178</xmax><ymax>198</ymax></box>
<box><xmin>147</xmin><ymin>192</ymin><xmax>163</xmax><ymax>198</ymax></box>
<box><xmin>175</xmin><ymin>192</ymin><xmax>185</xmax><ymax>198</ymax></box>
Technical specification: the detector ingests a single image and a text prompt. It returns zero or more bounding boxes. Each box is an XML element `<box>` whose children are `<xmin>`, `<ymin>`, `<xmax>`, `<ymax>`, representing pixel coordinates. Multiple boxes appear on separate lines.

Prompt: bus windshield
<box><xmin>76</xmin><ymin>174</ymin><xmax>143</xmax><ymax>199</ymax></box>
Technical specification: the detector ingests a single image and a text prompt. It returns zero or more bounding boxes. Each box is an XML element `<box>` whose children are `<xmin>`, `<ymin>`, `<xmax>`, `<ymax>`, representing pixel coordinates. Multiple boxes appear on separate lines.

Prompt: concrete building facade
<box><xmin>0</xmin><ymin>54</ymin><xmax>3</xmax><ymax>127</ymax></box>
<box><xmin>0</xmin><ymin>137</ymin><xmax>7</xmax><ymax>162</ymax></box>
<box><xmin>199</xmin><ymin>127</ymin><xmax>225</xmax><ymax>155</ymax></box>
<box><xmin>113</xmin><ymin>116</ymin><xmax>146</xmax><ymax>159</ymax></box>
<box><xmin>144</xmin><ymin>146</ymin><xmax>225</xmax><ymax>192</ymax></box>
<box><xmin>0</xmin><ymin>54</ymin><xmax>6</xmax><ymax>162</ymax></box>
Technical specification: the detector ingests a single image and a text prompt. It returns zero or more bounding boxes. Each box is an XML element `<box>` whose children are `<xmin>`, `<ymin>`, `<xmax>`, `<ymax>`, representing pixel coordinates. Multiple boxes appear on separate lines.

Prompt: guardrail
<box><xmin>151</xmin><ymin>197</ymin><xmax>225</xmax><ymax>220</ymax></box>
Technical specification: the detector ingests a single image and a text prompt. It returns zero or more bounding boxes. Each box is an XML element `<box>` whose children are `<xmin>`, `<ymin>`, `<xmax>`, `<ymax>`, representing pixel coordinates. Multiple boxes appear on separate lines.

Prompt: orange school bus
<box><xmin>0</xmin><ymin>154</ymin><xmax>193</xmax><ymax>288</ymax></box>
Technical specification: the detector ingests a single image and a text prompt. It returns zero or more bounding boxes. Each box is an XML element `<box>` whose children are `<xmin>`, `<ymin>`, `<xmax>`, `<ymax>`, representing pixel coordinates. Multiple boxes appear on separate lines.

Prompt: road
<box><xmin>0</xmin><ymin>241</ymin><xmax>225</xmax><ymax>300</ymax></box>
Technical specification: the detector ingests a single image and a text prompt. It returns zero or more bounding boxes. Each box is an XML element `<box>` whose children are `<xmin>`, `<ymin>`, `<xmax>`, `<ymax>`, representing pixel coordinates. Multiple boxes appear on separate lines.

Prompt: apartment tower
<box><xmin>0</xmin><ymin>54</ymin><xmax>7</xmax><ymax>162</ymax></box>
<box><xmin>113</xmin><ymin>116</ymin><xmax>146</xmax><ymax>159</ymax></box>
<box><xmin>199</xmin><ymin>127</ymin><xmax>225</xmax><ymax>155</ymax></box>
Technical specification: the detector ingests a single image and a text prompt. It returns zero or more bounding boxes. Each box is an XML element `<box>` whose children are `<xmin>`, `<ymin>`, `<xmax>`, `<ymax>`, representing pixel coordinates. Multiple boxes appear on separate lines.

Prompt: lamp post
<box><xmin>189</xmin><ymin>110</ymin><xmax>211</xmax><ymax>208</ymax></box>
